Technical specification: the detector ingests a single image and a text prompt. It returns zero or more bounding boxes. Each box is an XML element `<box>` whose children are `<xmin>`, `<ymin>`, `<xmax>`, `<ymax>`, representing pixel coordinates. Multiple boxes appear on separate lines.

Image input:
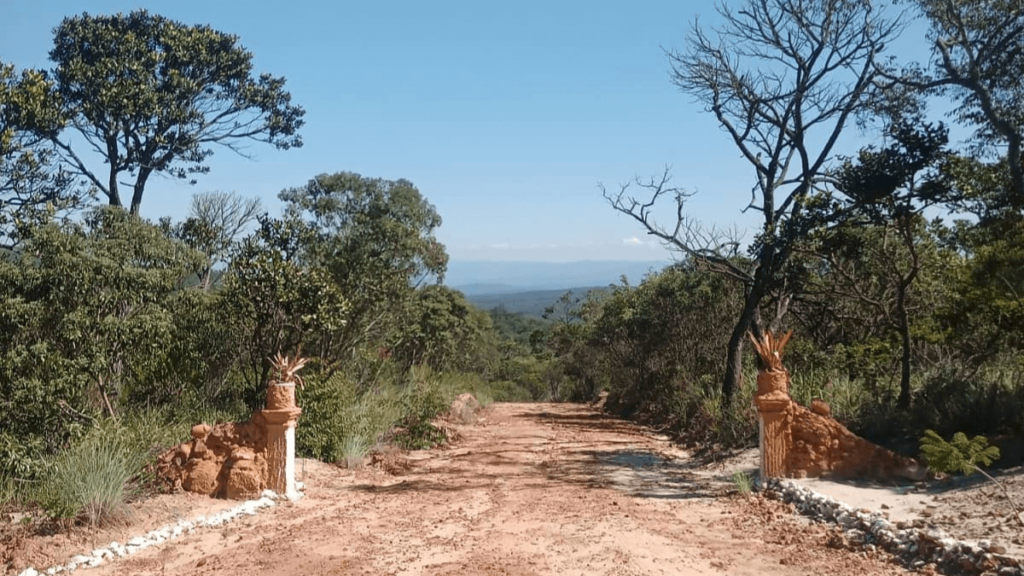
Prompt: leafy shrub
<box><xmin>389</xmin><ymin>378</ymin><xmax>451</xmax><ymax>450</ymax></box>
<box><xmin>295</xmin><ymin>372</ymin><xmax>362</xmax><ymax>462</ymax></box>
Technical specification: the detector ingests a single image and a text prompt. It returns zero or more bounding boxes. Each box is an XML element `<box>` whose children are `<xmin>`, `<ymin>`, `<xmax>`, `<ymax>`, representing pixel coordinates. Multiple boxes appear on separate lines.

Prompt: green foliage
<box><xmin>393</xmin><ymin>285</ymin><xmax>498</xmax><ymax>374</ymax></box>
<box><xmin>390</xmin><ymin>378</ymin><xmax>452</xmax><ymax>450</ymax></box>
<box><xmin>160</xmin><ymin>192</ymin><xmax>262</xmax><ymax>289</ymax></box>
<box><xmin>277</xmin><ymin>171</ymin><xmax>448</xmax><ymax>359</ymax></box>
<box><xmin>0</xmin><ymin>61</ymin><xmax>82</xmax><ymax>248</ymax></box>
<box><xmin>919</xmin><ymin>429</ymin><xmax>1000</xmax><ymax>476</ymax></box>
<box><xmin>586</xmin><ymin>264</ymin><xmax>742</xmax><ymax>421</ymax></box>
<box><xmin>295</xmin><ymin>372</ymin><xmax>365</xmax><ymax>463</ymax></box>
<box><xmin>222</xmin><ymin>215</ymin><xmax>349</xmax><ymax>405</ymax></box>
<box><xmin>0</xmin><ymin>207</ymin><xmax>204</xmax><ymax>448</ymax></box>
<box><xmin>48</xmin><ymin>9</ymin><xmax>304</xmax><ymax>214</ymax></box>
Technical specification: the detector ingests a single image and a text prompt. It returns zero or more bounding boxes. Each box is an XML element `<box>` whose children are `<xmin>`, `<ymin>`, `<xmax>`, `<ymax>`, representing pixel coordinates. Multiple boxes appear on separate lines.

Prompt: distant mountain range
<box><xmin>445</xmin><ymin>260</ymin><xmax>669</xmax><ymax>296</ymax></box>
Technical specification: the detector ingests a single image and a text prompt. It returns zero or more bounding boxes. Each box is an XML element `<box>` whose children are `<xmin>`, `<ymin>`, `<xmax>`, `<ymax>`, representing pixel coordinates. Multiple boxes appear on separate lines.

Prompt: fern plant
<box><xmin>920</xmin><ymin>430</ymin><xmax>1022</xmax><ymax>526</ymax></box>
<box><xmin>919</xmin><ymin>430</ymin><xmax>1000</xmax><ymax>476</ymax></box>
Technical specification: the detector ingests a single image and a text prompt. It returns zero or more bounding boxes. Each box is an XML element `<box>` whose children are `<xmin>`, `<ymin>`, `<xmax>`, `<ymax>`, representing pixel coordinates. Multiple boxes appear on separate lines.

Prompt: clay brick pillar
<box><xmin>261</xmin><ymin>381</ymin><xmax>302</xmax><ymax>500</ymax></box>
<box><xmin>754</xmin><ymin>368</ymin><xmax>791</xmax><ymax>479</ymax></box>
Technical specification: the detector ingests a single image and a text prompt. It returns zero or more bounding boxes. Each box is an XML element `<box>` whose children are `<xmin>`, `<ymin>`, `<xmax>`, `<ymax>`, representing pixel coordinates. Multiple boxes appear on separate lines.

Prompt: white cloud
<box><xmin>622</xmin><ymin>237</ymin><xmax>643</xmax><ymax>246</ymax></box>
<box><xmin>489</xmin><ymin>242</ymin><xmax>511</xmax><ymax>250</ymax></box>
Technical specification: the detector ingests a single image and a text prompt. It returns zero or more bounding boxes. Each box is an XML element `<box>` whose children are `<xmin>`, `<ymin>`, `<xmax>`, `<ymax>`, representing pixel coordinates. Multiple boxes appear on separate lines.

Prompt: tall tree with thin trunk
<box><xmin>605</xmin><ymin>0</ymin><xmax>902</xmax><ymax>404</ymax></box>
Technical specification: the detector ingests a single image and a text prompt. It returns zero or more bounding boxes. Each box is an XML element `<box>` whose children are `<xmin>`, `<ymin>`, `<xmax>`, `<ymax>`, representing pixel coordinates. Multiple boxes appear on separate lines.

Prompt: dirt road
<box><xmin>87</xmin><ymin>402</ymin><xmax>910</xmax><ymax>576</ymax></box>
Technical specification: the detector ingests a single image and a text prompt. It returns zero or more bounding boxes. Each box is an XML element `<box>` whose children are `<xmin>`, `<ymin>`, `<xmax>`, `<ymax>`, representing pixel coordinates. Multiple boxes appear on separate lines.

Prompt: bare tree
<box><xmin>165</xmin><ymin>191</ymin><xmax>262</xmax><ymax>288</ymax></box>
<box><xmin>605</xmin><ymin>0</ymin><xmax>902</xmax><ymax>404</ymax></box>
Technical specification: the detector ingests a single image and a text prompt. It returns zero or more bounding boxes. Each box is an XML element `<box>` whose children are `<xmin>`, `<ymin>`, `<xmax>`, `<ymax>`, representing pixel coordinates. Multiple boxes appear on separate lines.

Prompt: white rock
<box><xmin>17</xmin><ymin>568</ymin><xmax>40</xmax><ymax>576</ymax></box>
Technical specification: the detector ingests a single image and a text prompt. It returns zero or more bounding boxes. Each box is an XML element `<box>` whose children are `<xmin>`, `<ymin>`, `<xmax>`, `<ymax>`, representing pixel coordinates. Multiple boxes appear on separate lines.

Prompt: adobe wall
<box><xmin>157</xmin><ymin>380</ymin><xmax>303</xmax><ymax>500</ymax></box>
<box><xmin>156</xmin><ymin>414</ymin><xmax>271</xmax><ymax>500</ymax></box>
<box><xmin>754</xmin><ymin>364</ymin><xmax>925</xmax><ymax>482</ymax></box>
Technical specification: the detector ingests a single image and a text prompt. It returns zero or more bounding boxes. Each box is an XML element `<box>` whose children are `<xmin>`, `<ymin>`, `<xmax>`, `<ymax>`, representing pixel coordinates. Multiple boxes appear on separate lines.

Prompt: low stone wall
<box><xmin>761</xmin><ymin>478</ymin><xmax>1022</xmax><ymax>575</ymax></box>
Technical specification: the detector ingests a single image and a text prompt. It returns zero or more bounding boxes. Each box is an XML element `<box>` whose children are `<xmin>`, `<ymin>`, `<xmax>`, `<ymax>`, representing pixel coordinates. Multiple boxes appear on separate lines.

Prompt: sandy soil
<box><xmin>795</xmin><ymin>466</ymin><xmax>1024</xmax><ymax>556</ymax></box>
<box><xmin>5</xmin><ymin>402</ymin><xmax>919</xmax><ymax>576</ymax></box>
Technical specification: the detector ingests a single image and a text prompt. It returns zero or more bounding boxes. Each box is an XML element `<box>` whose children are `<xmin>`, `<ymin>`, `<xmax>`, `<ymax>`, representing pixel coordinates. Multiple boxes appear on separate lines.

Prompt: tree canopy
<box><xmin>47</xmin><ymin>10</ymin><xmax>305</xmax><ymax>215</ymax></box>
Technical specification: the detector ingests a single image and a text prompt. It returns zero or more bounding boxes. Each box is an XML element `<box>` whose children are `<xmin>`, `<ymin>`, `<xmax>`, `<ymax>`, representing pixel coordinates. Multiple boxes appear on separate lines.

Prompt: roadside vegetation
<box><xmin>2</xmin><ymin>0</ymin><xmax>1024</xmax><ymax>529</ymax></box>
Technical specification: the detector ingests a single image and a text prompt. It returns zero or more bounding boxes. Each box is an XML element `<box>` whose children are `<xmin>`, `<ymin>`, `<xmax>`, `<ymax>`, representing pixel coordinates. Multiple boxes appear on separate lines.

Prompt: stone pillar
<box><xmin>261</xmin><ymin>381</ymin><xmax>302</xmax><ymax>500</ymax></box>
<box><xmin>754</xmin><ymin>369</ymin><xmax>791</xmax><ymax>479</ymax></box>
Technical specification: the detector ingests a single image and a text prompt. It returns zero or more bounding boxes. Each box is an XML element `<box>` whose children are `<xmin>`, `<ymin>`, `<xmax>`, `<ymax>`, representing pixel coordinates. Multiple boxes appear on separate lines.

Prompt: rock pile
<box><xmin>761</xmin><ymin>478</ymin><xmax>1022</xmax><ymax>575</ymax></box>
<box><xmin>156</xmin><ymin>416</ymin><xmax>270</xmax><ymax>500</ymax></box>
<box><xmin>784</xmin><ymin>402</ymin><xmax>926</xmax><ymax>481</ymax></box>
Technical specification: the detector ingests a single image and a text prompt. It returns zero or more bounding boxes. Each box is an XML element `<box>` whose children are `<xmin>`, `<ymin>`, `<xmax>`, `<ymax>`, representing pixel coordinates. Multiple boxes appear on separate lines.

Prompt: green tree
<box><xmin>0</xmin><ymin>207</ymin><xmax>203</xmax><ymax>447</ymax></box>
<box><xmin>0</xmin><ymin>61</ymin><xmax>84</xmax><ymax>248</ymax></box>
<box><xmin>828</xmin><ymin>120</ymin><xmax>953</xmax><ymax>407</ymax></box>
<box><xmin>162</xmin><ymin>191</ymin><xmax>262</xmax><ymax>288</ymax></box>
<box><xmin>47</xmin><ymin>10</ymin><xmax>304</xmax><ymax>215</ymax></box>
<box><xmin>896</xmin><ymin>0</ymin><xmax>1024</xmax><ymax>204</ymax></box>
<box><xmin>278</xmin><ymin>172</ymin><xmax>448</xmax><ymax>359</ymax></box>
<box><xmin>393</xmin><ymin>285</ymin><xmax>498</xmax><ymax>374</ymax></box>
<box><xmin>587</xmin><ymin>263</ymin><xmax>743</xmax><ymax>419</ymax></box>
<box><xmin>221</xmin><ymin>215</ymin><xmax>348</xmax><ymax>405</ymax></box>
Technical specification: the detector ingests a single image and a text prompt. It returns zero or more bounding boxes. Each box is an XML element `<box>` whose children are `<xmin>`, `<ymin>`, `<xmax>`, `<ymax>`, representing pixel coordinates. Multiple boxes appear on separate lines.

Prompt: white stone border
<box><xmin>16</xmin><ymin>486</ymin><xmax>303</xmax><ymax>576</ymax></box>
<box><xmin>759</xmin><ymin>477</ymin><xmax>1022</xmax><ymax>575</ymax></box>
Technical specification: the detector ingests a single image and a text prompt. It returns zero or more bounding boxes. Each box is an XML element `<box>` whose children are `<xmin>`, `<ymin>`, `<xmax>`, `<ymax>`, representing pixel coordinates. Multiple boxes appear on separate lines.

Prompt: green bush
<box><xmin>390</xmin><ymin>377</ymin><xmax>451</xmax><ymax>450</ymax></box>
<box><xmin>295</xmin><ymin>371</ymin><xmax>362</xmax><ymax>462</ymax></box>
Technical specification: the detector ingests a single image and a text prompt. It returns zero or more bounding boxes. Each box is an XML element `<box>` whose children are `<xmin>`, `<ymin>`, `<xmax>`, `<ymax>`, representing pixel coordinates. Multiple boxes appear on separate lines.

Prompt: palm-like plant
<box><xmin>270</xmin><ymin>353</ymin><xmax>309</xmax><ymax>389</ymax></box>
<box><xmin>748</xmin><ymin>330</ymin><xmax>792</xmax><ymax>371</ymax></box>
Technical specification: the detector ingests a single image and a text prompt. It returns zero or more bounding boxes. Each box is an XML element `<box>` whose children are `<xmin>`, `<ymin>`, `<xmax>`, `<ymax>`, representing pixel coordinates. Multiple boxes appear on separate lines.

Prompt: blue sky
<box><xmin>1</xmin><ymin>1</ymin><xmax>935</xmax><ymax>262</ymax></box>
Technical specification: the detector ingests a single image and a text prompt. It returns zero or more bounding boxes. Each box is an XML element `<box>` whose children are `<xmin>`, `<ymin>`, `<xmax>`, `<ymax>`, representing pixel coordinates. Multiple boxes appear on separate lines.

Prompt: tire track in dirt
<box><xmin>85</xmin><ymin>402</ymin><xmax>912</xmax><ymax>576</ymax></box>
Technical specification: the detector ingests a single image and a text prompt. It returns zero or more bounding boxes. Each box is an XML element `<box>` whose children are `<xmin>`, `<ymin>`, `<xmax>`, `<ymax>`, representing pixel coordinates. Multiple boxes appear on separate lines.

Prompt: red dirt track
<box><xmin>16</xmin><ymin>402</ymin><xmax>914</xmax><ymax>576</ymax></box>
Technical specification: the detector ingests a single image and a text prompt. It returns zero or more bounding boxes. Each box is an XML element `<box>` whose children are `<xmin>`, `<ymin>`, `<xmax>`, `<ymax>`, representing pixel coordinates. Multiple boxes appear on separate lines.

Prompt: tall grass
<box><xmin>35</xmin><ymin>429</ymin><xmax>151</xmax><ymax>525</ymax></box>
<box><xmin>339</xmin><ymin>434</ymin><xmax>372</xmax><ymax>469</ymax></box>
<box><xmin>296</xmin><ymin>365</ymin><xmax>526</xmax><ymax>462</ymax></box>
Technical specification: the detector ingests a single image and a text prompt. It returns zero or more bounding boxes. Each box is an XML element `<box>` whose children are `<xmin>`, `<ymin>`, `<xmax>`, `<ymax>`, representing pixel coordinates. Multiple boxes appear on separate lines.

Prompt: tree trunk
<box><xmin>896</xmin><ymin>283</ymin><xmax>913</xmax><ymax>409</ymax></box>
<box><xmin>105</xmin><ymin>136</ymin><xmax>123</xmax><ymax>208</ymax></box>
<box><xmin>130</xmin><ymin>168</ymin><xmax>153</xmax><ymax>216</ymax></box>
<box><xmin>722</xmin><ymin>284</ymin><xmax>764</xmax><ymax>405</ymax></box>
<box><xmin>1008</xmin><ymin>134</ymin><xmax>1023</xmax><ymax>207</ymax></box>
